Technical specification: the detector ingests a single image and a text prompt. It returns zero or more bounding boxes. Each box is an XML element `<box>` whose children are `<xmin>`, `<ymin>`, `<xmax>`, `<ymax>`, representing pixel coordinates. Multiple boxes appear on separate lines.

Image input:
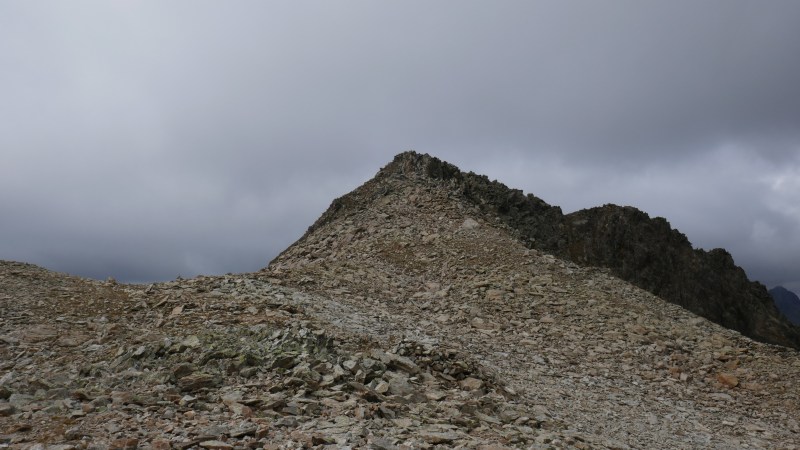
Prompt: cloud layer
<box><xmin>1</xmin><ymin>1</ymin><xmax>798</xmax><ymax>290</ymax></box>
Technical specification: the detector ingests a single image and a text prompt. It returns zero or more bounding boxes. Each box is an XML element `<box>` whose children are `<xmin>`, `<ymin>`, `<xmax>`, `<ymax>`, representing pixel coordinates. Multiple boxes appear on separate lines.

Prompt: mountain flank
<box><xmin>293</xmin><ymin>151</ymin><xmax>799</xmax><ymax>349</ymax></box>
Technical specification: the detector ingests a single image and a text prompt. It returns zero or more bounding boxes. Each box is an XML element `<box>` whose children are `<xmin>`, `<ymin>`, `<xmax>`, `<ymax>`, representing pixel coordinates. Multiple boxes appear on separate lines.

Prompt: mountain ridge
<box><xmin>279</xmin><ymin>151</ymin><xmax>800</xmax><ymax>349</ymax></box>
<box><xmin>263</xmin><ymin>151</ymin><xmax>800</xmax><ymax>447</ymax></box>
<box><xmin>770</xmin><ymin>286</ymin><xmax>800</xmax><ymax>326</ymax></box>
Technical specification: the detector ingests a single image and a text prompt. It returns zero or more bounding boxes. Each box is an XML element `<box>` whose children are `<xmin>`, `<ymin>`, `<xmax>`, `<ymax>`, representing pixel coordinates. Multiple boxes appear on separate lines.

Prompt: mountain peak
<box><xmin>382</xmin><ymin>150</ymin><xmax>458</xmax><ymax>178</ymax></box>
<box><xmin>273</xmin><ymin>152</ymin><xmax>800</xmax><ymax>348</ymax></box>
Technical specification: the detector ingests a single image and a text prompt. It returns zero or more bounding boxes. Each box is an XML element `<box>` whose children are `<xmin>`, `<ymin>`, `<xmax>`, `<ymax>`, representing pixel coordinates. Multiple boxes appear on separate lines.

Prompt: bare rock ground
<box><xmin>266</xmin><ymin>168</ymin><xmax>800</xmax><ymax>449</ymax></box>
<box><xmin>1</xmin><ymin>157</ymin><xmax>799</xmax><ymax>449</ymax></box>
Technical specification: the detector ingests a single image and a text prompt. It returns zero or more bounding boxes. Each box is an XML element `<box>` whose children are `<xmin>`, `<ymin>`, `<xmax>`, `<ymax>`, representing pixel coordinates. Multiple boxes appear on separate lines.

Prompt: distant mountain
<box><xmin>770</xmin><ymin>286</ymin><xmax>800</xmax><ymax>325</ymax></box>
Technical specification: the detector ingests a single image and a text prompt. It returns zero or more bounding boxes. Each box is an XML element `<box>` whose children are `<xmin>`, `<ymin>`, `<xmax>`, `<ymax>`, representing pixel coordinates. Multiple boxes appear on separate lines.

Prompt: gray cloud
<box><xmin>1</xmin><ymin>1</ymin><xmax>799</xmax><ymax>291</ymax></box>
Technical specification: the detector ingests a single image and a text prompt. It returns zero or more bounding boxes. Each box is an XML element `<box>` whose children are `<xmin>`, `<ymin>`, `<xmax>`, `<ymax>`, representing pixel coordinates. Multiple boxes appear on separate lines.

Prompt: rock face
<box><xmin>300</xmin><ymin>151</ymin><xmax>799</xmax><ymax>349</ymax></box>
<box><xmin>770</xmin><ymin>286</ymin><xmax>800</xmax><ymax>326</ymax></box>
<box><xmin>562</xmin><ymin>206</ymin><xmax>800</xmax><ymax>348</ymax></box>
<box><xmin>2</xmin><ymin>151</ymin><xmax>800</xmax><ymax>449</ymax></box>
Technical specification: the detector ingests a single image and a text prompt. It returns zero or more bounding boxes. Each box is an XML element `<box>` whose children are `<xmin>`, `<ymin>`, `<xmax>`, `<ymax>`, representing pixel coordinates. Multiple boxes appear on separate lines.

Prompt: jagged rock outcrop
<box><xmin>562</xmin><ymin>206</ymin><xmax>799</xmax><ymax>348</ymax></box>
<box><xmin>295</xmin><ymin>151</ymin><xmax>800</xmax><ymax>349</ymax></box>
<box><xmin>770</xmin><ymin>286</ymin><xmax>800</xmax><ymax>326</ymax></box>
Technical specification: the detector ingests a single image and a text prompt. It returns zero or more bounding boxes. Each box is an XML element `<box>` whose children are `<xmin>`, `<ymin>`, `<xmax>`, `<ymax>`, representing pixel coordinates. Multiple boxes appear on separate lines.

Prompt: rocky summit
<box><xmin>2</xmin><ymin>152</ymin><xmax>800</xmax><ymax>449</ymax></box>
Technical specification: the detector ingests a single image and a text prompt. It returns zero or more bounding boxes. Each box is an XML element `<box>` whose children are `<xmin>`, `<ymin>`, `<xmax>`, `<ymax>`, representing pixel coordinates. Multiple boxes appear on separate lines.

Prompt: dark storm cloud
<box><xmin>1</xmin><ymin>1</ymin><xmax>799</xmax><ymax>290</ymax></box>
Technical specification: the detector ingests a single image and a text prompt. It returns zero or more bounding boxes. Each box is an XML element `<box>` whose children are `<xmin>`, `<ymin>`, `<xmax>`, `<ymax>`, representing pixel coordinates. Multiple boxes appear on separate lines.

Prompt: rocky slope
<box><xmin>1</xmin><ymin>151</ymin><xmax>800</xmax><ymax>449</ymax></box>
<box><xmin>299</xmin><ymin>151</ymin><xmax>798</xmax><ymax>348</ymax></box>
<box><xmin>770</xmin><ymin>286</ymin><xmax>800</xmax><ymax>326</ymax></box>
<box><xmin>266</xmin><ymin>152</ymin><xmax>800</xmax><ymax>448</ymax></box>
<box><xmin>1</xmin><ymin>261</ymin><xmax>541</xmax><ymax>449</ymax></box>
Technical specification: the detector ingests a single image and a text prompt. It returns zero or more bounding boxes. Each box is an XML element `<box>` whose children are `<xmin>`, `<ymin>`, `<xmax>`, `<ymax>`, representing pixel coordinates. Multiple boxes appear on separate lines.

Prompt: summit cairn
<box><xmin>1</xmin><ymin>151</ymin><xmax>799</xmax><ymax>448</ymax></box>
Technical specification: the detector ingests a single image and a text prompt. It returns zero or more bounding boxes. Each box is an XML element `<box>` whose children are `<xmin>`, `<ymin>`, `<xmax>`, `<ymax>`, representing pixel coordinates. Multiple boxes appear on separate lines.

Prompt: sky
<box><xmin>1</xmin><ymin>1</ymin><xmax>799</xmax><ymax>293</ymax></box>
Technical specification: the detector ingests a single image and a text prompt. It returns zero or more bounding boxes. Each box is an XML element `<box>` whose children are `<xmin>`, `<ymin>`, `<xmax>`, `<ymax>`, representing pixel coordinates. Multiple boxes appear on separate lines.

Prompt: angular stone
<box><xmin>425</xmin><ymin>390</ymin><xmax>447</xmax><ymax>401</ymax></box>
<box><xmin>475</xmin><ymin>411</ymin><xmax>502</xmax><ymax>424</ymax></box>
<box><xmin>0</xmin><ymin>403</ymin><xmax>14</xmax><ymax>416</ymax></box>
<box><xmin>199</xmin><ymin>440</ymin><xmax>233</xmax><ymax>450</ymax></box>
<box><xmin>717</xmin><ymin>373</ymin><xmax>739</xmax><ymax>388</ymax></box>
<box><xmin>172</xmin><ymin>363</ymin><xmax>196</xmax><ymax>379</ymax></box>
<box><xmin>374</xmin><ymin>380</ymin><xmax>390</xmax><ymax>394</ymax></box>
<box><xmin>177</xmin><ymin>372</ymin><xmax>219</xmax><ymax>392</ymax></box>
<box><xmin>459</xmin><ymin>377</ymin><xmax>483</xmax><ymax>391</ymax></box>
<box><xmin>386</xmin><ymin>373</ymin><xmax>413</xmax><ymax>396</ymax></box>
<box><xmin>180</xmin><ymin>335</ymin><xmax>201</xmax><ymax>348</ymax></box>
<box><xmin>369</xmin><ymin>437</ymin><xmax>399</xmax><ymax>450</ymax></box>
<box><xmin>709</xmin><ymin>392</ymin><xmax>734</xmax><ymax>402</ymax></box>
<box><xmin>485</xmin><ymin>289</ymin><xmax>504</xmax><ymax>301</ymax></box>
<box><xmin>109</xmin><ymin>438</ymin><xmax>138</xmax><ymax>450</ymax></box>
<box><xmin>390</xmin><ymin>356</ymin><xmax>419</xmax><ymax>374</ymax></box>
<box><xmin>226</xmin><ymin>401</ymin><xmax>253</xmax><ymax>417</ymax></box>
<box><xmin>229</xmin><ymin>423</ymin><xmax>258</xmax><ymax>438</ymax></box>
<box><xmin>151</xmin><ymin>440</ymin><xmax>171</xmax><ymax>450</ymax></box>
<box><xmin>461</xmin><ymin>218</ymin><xmax>480</xmax><ymax>230</ymax></box>
<box><xmin>420</xmin><ymin>430</ymin><xmax>461</xmax><ymax>444</ymax></box>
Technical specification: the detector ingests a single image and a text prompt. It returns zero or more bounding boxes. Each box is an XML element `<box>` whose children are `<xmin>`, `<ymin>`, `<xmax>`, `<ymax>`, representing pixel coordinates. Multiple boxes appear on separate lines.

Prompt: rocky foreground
<box><xmin>2</xmin><ymin>153</ymin><xmax>800</xmax><ymax>449</ymax></box>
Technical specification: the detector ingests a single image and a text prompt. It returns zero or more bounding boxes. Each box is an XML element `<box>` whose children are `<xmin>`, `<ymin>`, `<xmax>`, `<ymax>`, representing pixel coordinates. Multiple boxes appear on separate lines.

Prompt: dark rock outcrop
<box><xmin>562</xmin><ymin>206</ymin><xmax>798</xmax><ymax>348</ymax></box>
<box><xmin>770</xmin><ymin>286</ymin><xmax>800</xmax><ymax>326</ymax></box>
<box><xmin>294</xmin><ymin>151</ymin><xmax>800</xmax><ymax>348</ymax></box>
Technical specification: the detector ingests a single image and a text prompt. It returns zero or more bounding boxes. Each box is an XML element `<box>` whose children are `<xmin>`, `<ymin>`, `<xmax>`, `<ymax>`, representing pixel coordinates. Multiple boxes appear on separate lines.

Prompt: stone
<box><xmin>470</xmin><ymin>317</ymin><xmax>496</xmax><ymax>330</ymax></box>
<box><xmin>172</xmin><ymin>363</ymin><xmax>196</xmax><ymax>379</ymax></box>
<box><xmin>177</xmin><ymin>373</ymin><xmax>219</xmax><ymax>392</ymax></box>
<box><xmin>461</xmin><ymin>218</ymin><xmax>480</xmax><ymax>230</ymax></box>
<box><xmin>709</xmin><ymin>392</ymin><xmax>734</xmax><ymax>402</ymax></box>
<box><xmin>151</xmin><ymin>440</ymin><xmax>171</xmax><ymax>450</ymax></box>
<box><xmin>64</xmin><ymin>426</ymin><xmax>84</xmax><ymax>440</ymax></box>
<box><xmin>7</xmin><ymin>393</ymin><xmax>34</xmax><ymax>406</ymax></box>
<box><xmin>369</xmin><ymin>437</ymin><xmax>399</xmax><ymax>450</ymax></box>
<box><xmin>422</xmin><ymin>233</ymin><xmax>439</xmax><ymax>244</ymax></box>
<box><xmin>0</xmin><ymin>403</ymin><xmax>14</xmax><ymax>416</ymax></box>
<box><xmin>485</xmin><ymin>289</ymin><xmax>504</xmax><ymax>301</ymax></box>
<box><xmin>420</xmin><ymin>430</ymin><xmax>461</xmax><ymax>444</ymax></box>
<box><xmin>180</xmin><ymin>335</ymin><xmax>201</xmax><ymax>348</ymax></box>
<box><xmin>109</xmin><ymin>438</ymin><xmax>138</xmax><ymax>450</ymax></box>
<box><xmin>229</xmin><ymin>423</ymin><xmax>258</xmax><ymax>438</ymax></box>
<box><xmin>475</xmin><ymin>411</ymin><xmax>502</xmax><ymax>424</ymax></box>
<box><xmin>498</xmin><ymin>409</ymin><xmax>521</xmax><ymax>423</ymax></box>
<box><xmin>379</xmin><ymin>352</ymin><xmax>420</xmax><ymax>374</ymax></box>
<box><xmin>225</xmin><ymin>401</ymin><xmax>253</xmax><ymax>417</ymax></box>
<box><xmin>425</xmin><ymin>390</ymin><xmax>446</xmax><ymax>401</ymax></box>
<box><xmin>199</xmin><ymin>440</ymin><xmax>233</xmax><ymax>450</ymax></box>
<box><xmin>169</xmin><ymin>305</ymin><xmax>183</xmax><ymax>317</ymax></box>
<box><xmin>386</xmin><ymin>374</ymin><xmax>413</xmax><ymax>396</ymax></box>
<box><xmin>374</xmin><ymin>380</ymin><xmax>390</xmax><ymax>394</ymax></box>
<box><xmin>459</xmin><ymin>377</ymin><xmax>484</xmax><ymax>391</ymax></box>
<box><xmin>717</xmin><ymin>373</ymin><xmax>739</xmax><ymax>388</ymax></box>
<box><xmin>743</xmin><ymin>423</ymin><xmax>768</xmax><ymax>432</ymax></box>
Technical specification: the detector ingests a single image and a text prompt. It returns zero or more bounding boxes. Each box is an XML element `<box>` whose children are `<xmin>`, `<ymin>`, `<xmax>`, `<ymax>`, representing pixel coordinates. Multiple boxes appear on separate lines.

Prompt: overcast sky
<box><xmin>1</xmin><ymin>2</ymin><xmax>799</xmax><ymax>293</ymax></box>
